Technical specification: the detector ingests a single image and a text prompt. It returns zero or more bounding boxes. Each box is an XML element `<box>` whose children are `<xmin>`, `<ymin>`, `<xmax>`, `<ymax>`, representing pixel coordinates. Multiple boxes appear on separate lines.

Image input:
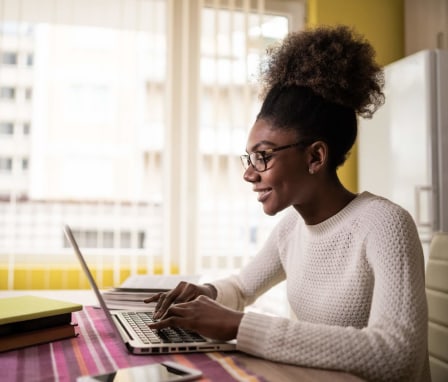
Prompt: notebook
<box><xmin>63</xmin><ymin>224</ymin><xmax>236</xmax><ymax>355</ymax></box>
<box><xmin>0</xmin><ymin>295</ymin><xmax>82</xmax><ymax>326</ymax></box>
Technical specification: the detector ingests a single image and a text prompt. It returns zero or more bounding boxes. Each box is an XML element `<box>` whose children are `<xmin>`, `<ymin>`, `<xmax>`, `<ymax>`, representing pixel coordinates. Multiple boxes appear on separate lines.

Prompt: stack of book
<box><xmin>101</xmin><ymin>274</ymin><xmax>200</xmax><ymax>310</ymax></box>
<box><xmin>0</xmin><ymin>295</ymin><xmax>82</xmax><ymax>352</ymax></box>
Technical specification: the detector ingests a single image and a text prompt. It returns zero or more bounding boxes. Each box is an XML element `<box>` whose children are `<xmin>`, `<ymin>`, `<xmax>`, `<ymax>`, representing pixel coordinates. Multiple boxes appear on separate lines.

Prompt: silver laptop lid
<box><xmin>63</xmin><ymin>224</ymin><xmax>126</xmax><ymax>340</ymax></box>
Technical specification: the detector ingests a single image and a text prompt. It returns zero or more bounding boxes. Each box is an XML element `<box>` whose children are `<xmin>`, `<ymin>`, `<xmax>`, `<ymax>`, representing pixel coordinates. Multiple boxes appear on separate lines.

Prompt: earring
<box><xmin>309</xmin><ymin>168</ymin><xmax>314</xmax><ymax>175</ymax></box>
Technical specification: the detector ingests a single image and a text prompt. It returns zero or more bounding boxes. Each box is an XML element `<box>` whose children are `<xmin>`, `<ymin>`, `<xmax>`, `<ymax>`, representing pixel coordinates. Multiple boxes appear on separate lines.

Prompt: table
<box><xmin>0</xmin><ymin>290</ymin><xmax>364</xmax><ymax>382</ymax></box>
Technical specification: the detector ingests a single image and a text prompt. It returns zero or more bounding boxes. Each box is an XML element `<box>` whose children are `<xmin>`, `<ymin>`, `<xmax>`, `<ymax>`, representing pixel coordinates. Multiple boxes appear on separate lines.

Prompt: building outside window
<box><xmin>0</xmin><ymin>0</ymin><xmax>304</xmax><ymax>291</ymax></box>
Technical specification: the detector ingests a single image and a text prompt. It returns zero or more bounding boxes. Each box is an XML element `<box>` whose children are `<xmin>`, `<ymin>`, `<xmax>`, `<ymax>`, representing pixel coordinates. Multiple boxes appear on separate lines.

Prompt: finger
<box><xmin>152</xmin><ymin>282</ymin><xmax>192</xmax><ymax>319</ymax></box>
<box><xmin>149</xmin><ymin>314</ymin><xmax>194</xmax><ymax>332</ymax></box>
<box><xmin>144</xmin><ymin>293</ymin><xmax>168</xmax><ymax>319</ymax></box>
<box><xmin>175</xmin><ymin>287</ymin><xmax>198</xmax><ymax>303</ymax></box>
<box><xmin>153</xmin><ymin>294</ymin><xmax>169</xmax><ymax>318</ymax></box>
<box><xmin>148</xmin><ymin>316</ymin><xmax>178</xmax><ymax>330</ymax></box>
<box><xmin>153</xmin><ymin>291</ymin><xmax>182</xmax><ymax>319</ymax></box>
<box><xmin>158</xmin><ymin>303</ymin><xmax>190</xmax><ymax>320</ymax></box>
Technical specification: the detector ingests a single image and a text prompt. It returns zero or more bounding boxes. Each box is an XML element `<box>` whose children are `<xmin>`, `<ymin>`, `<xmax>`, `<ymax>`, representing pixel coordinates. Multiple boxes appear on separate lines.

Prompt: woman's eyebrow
<box><xmin>247</xmin><ymin>140</ymin><xmax>276</xmax><ymax>152</ymax></box>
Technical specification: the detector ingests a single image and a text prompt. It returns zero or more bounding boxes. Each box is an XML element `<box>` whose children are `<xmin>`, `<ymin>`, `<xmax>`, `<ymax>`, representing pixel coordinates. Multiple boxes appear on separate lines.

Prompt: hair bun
<box><xmin>259</xmin><ymin>25</ymin><xmax>385</xmax><ymax>118</ymax></box>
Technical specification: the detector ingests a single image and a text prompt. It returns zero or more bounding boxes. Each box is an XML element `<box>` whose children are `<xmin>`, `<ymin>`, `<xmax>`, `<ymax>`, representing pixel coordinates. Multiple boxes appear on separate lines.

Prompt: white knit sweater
<box><xmin>212</xmin><ymin>192</ymin><xmax>430</xmax><ymax>381</ymax></box>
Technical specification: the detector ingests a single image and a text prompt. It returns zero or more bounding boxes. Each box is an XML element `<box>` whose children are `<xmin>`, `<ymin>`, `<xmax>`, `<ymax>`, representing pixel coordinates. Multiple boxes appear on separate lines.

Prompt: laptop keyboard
<box><xmin>121</xmin><ymin>312</ymin><xmax>207</xmax><ymax>345</ymax></box>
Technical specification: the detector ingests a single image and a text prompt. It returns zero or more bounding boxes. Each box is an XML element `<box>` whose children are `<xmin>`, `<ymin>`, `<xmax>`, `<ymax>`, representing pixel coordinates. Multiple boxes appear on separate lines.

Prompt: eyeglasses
<box><xmin>240</xmin><ymin>141</ymin><xmax>309</xmax><ymax>172</ymax></box>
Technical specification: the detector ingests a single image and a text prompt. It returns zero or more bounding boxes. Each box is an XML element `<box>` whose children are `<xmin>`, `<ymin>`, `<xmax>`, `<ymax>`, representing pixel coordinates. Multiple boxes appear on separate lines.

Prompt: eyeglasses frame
<box><xmin>240</xmin><ymin>141</ymin><xmax>310</xmax><ymax>172</ymax></box>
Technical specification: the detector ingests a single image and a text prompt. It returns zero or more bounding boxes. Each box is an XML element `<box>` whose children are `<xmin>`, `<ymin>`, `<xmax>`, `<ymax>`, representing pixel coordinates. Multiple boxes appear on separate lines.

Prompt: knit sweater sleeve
<box><xmin>211</xmin><ymin>213</ymin><xmax>288</xmax><ymax>310</ymax></box>
<box><xmin>235</xmin><ymin>202</ymin><xmax>429</xmax><ymax>382</ymax></box>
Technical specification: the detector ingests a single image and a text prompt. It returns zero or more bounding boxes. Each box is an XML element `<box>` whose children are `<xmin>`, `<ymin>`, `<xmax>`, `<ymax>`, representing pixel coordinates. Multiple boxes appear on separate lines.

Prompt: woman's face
<box><xmin>243</xmin><ymin>118</ymin><xmax>312</xmax><ymax>216</ymax></box>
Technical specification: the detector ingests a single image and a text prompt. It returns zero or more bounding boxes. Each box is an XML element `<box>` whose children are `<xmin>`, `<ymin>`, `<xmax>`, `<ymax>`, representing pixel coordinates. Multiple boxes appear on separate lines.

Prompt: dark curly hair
<box><xmin>257</xmin><ymin>25</ymin><xmax>385</xmax><ymax>170</ymax></box>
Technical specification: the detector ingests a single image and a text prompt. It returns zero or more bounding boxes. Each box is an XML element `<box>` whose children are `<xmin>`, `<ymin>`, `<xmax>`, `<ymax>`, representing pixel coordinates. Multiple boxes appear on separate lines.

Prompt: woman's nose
<box><xmin>243</xmin><ymin>166</ymin><xmax>259</xmax><ymax>183</ymax></box>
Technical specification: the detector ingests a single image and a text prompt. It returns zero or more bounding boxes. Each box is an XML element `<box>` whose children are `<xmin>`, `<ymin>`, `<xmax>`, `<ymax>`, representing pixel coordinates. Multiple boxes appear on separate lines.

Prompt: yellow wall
<box><xmin>307</xmin><ymin>0</ymin><xmax>404</xmax><ymax>192</ymax></box>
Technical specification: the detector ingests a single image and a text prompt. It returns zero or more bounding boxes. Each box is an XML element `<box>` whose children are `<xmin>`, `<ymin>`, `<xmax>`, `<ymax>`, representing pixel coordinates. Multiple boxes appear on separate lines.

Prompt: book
<box><xmin>118</xmin><ymin>274</ymin><xmax>200</xmax><ymax>291</ymax></box>
<box><xmin>0</xmin><ymin>323</ymin><xmax>78</xmax><ymax>352</ymax></box>
<box><xmin>0</xmin><ymin>295</ymin><xmax>82</xmax><ymax>327</ymax></box>
<box><xmin>101</xmin><ymin>289</ymin><xmax>157</xmax><ymax>311</ymax></box>
<box><xmin>0</xmin><ymin>312</ymin><xmax>73</xmax><ymax>336</ymax></box>
<box><xmin>101</xmin><ymin>274</ymin><xmax>200</xmax><ymax>310</ymax></box>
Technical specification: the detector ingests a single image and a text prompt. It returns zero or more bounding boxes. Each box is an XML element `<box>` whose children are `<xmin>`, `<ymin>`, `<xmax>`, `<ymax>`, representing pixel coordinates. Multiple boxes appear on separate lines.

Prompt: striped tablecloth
<box><xmin>0</xmin><ymin>306</ymin><xmax>265</xmax><ymax>382</ymax></box>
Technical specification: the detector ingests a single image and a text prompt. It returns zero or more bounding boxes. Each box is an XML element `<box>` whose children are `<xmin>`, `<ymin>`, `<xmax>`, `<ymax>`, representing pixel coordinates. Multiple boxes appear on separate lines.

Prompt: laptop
<box><xmin>63</xmin><ymin>224</ymin><xmax>236</xmax><ymax>355</ymax></box>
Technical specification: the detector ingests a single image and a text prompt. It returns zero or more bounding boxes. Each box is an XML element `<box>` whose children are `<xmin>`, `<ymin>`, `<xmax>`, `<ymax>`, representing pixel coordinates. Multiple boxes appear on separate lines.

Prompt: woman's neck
<box><xmin>294</xmin><ymin>178</ymin><xmax>356</xmax><ymax>225</ymax></box>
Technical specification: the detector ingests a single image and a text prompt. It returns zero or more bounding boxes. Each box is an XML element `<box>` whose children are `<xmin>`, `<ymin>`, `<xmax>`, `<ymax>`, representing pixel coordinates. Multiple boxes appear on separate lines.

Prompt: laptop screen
<box><xmin>63</xmin><ymin>224</ymin><xmax>127</xmax><ymax>339</ymax></box>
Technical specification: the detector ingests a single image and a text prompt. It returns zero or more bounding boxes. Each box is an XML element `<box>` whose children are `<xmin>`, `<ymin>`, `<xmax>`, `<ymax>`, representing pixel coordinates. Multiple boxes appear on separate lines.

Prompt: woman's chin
<box><xmin>262</xmin><ymin>203</ymin><xmax>279</xmax><ymax>216</ymax></box>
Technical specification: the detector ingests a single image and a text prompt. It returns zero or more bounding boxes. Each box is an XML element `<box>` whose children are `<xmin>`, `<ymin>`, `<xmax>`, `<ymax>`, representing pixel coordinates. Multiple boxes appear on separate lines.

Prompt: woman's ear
<box><xmin>307</xmin><ymin>141</ymin><xmax>328</xmax><ymax>175</ymax></box>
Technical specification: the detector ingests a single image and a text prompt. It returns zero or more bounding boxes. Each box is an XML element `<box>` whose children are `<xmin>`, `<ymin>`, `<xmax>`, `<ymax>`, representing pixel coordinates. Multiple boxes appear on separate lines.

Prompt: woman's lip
<box><xmin>256</xmin><ymin>189</ymin><xmax>272</xmax><ymax>202</ymax></box>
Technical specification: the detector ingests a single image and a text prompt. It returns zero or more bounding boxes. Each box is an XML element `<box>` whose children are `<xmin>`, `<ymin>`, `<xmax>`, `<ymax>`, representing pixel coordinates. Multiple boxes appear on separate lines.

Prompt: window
<box><xmin>103</xmin><ymin>232</ymin><xmax>114</xmax><ymax>248</ymax></box>
<box><xmin>26</xmin><ymin>53</ymin><xmax>33</xmax><ymax>66</ymax></box>
<box><xmin>85</xmin><ymin>230</ymin><xmax>97</xmax><ymax>248</ymax></box>
<box><xmin>0</xmin><ymin>122</ymin><xmax>13</xmax><ymax>135</ymax></box>
<box><xmin>0</xmin><ymin>0</ymin><xmax>304</xmax><ymax>289</ymax></box>
<box><xmin>0</xmin><ymin>22</ymin><xmax>33</xmax><ymax>36</ymax></box>
<box><xmin>23</xmin><ymin>123</ymin><xmax>30</xmax><ymax>135</ymax></box>
<box><xmin>25</xmin><ymin>88</ymin><xmax>32</xmax><ymax>100</ymax></box>
<box><xmin>195</xmin><ymin>4</ymin><xmax>296</xmax><ymax>273</ymax></box>
<box><xmin>0</xmin><ymin>157</ymin><xmax>12</xmax><ymax>172</ymax></box>
<box><xmin>1</xmin><ymin>52</ymin><xmax>17</xmax><ymax>65</ymax></box>
<box><xmin>62</xmin><ymin>229</ymin><xmax>146</xmax><ymax>249</ymax></box>
<box><xmin>120</xmin><ymin>232</ymin><xmax>131</xmax><ymax>249</ymax></box>
<box><xmin>0</xmin><ymin>87</ymin><xmax>15</xmax><ymax>100</ymax></box>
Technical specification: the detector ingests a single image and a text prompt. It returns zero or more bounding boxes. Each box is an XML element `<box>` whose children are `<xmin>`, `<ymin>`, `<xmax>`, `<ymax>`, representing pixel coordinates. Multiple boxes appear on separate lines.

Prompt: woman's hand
<box><xmin>144</xmin><ymin>281</ymin><xmax>217</xmax><ymax>320</ymax></box>
<box><xmin>148</xmin><ymin>295</ymin><xmax>243</xmax><ymax>341</ymax></box>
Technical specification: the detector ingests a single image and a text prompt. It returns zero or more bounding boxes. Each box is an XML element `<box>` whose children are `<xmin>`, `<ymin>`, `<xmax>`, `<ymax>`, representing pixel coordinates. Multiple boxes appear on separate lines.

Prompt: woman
<box><xmin>145</xmin><ymin>25</ymin><xmax>430</xmax><ymax>381</ymax></box>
